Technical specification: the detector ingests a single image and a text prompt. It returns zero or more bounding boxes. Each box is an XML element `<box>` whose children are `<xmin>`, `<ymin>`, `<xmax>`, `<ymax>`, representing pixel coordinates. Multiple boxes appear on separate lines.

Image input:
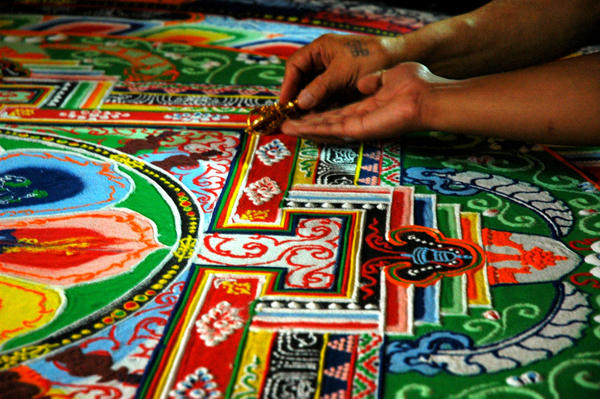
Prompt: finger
<box><xmin>280</xmin><ymin>62</ymin><xmax>303</xmax><ymax>104</ymax></box>
<box><xmin>282</xmin><ymin>110</ymin><xmax>362</xmax><ymax>137</ymax></box>
<box><xmin>282</xmin><ymin>109</ymin><xmax>350</xmax><ymax>134</ymax></box>
<box><xmin>297</xmin><ymin>106</ymin><xmax>354</xmax><ymax>122</ymax></box>
<box><xmin>295</xmin><ymin>134</ymin><xmax>349</xmax><ymax>144</ymax></box>
<box><xmin>357</xmin><ymin>69</ymin><xmax>385</xmax><ymax>95</ymax></box>
<box><xmin>280</xmin><ymin>45</ymin><xmax>327</xmax><ymax>103</ymax></box>
<box><xmin>285</xmin><ymin>102</ymin><xmax>402</xmax><ymax>141</ymax></box>
<box><xmin>281</xmin><ymin>98</ymin><xmax>376</xmax><ymax>135</ymax></box>
<box><xmin>296</xmin><ymin>66</ymin><xmax>346</xmax><ymax>110</ymax></box>
<box><xmin>298</xmin><ymin>95</ymin><xmax>376</xmax><ymax>121</ymax></box>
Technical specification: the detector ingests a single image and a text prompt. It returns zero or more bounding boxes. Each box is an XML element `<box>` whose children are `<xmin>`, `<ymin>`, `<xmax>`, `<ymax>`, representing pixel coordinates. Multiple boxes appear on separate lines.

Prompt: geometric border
<box><xmin>0</xmin><ymin>84</ymin><xmax>54</xmax><ymax>107</ymax></box>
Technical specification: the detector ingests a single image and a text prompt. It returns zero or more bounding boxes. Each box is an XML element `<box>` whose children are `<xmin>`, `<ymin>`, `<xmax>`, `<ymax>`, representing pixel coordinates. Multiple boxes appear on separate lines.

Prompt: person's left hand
<box><xmin>281</xmin><ymin>62</ymin><xmax>451</xmax><ymax>143</ymax></box>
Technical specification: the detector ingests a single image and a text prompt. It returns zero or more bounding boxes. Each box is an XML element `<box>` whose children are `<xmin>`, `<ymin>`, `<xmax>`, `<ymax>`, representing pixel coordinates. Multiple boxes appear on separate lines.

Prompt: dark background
<box><xmin>0</xmin><ymin>1</ymin><xmax>492</xmax><ymax>16</ymax></box>
<box><xmin>389</xmin><ymin>1</ymin><xmax>491</xmax><ymax>15</ymax></box>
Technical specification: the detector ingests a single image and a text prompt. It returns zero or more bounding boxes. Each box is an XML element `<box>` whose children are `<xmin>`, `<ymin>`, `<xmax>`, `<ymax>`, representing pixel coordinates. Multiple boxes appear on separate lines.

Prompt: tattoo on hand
<box><xmin>345</xmin><ymin>39</ymin><xmax>369</xmax><ymax>57</ymax></box>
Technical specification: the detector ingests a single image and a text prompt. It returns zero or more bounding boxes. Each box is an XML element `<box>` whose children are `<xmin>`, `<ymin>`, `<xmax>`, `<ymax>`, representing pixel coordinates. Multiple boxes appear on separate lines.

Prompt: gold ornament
<box><xmin>246</xmin><ymin>99</ymin><xmax>300</xmax><ymax>136</ymax></box>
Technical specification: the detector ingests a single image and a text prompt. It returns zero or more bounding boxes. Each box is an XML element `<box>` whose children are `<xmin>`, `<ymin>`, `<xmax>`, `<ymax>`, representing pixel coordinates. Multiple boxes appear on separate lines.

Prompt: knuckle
<box><xmin>318</xmin><ymin>33</ymin><xmax>341</xmax><ymax>44</ymax></box>
<box><xmin>310</xmin><ymin>80</ymin><xmax>328</xmax><ymax>96</ymax></box>
<box><xmin>314</xmin><ymin>72</ymin><xmax>338</xmax><ymax>92</ymax></box>
<box><xmin>286</xmin><ymin>48</ymin><xmax>305</xmax><ymax>65</ymax></box>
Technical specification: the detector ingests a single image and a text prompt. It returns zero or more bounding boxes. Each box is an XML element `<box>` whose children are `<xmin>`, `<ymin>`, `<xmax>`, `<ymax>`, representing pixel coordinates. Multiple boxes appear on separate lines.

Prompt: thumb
<box><xmin>357</xmin><ymin>69</ymin><xmax>385</xmax><ymax>95</ymax></box>
<box><xmin>296</xmin><ymin>69</ymin><xmax>343</xmax><ymax>110</ymax></box>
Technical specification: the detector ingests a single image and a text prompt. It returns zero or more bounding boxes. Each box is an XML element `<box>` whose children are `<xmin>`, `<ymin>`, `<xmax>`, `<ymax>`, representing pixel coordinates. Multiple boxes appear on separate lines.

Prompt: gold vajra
<box><xmin>246</xmin><ymin>99</ymin><xmax>300</xmax><ymax>136</ymax></box>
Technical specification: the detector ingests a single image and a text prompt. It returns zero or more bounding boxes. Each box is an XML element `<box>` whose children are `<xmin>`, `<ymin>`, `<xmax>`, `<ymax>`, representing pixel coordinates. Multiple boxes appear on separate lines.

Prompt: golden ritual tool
<box><xmin>246</xmin><ymin>99</ymin><xmax>300</xmax><ymax>135</ymax></box>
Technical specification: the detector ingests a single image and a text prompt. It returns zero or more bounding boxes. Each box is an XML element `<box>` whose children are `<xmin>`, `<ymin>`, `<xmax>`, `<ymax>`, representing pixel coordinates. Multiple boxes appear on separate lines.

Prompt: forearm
<box><xmin>421</xmin><ymin>53</ymin><xmax>600</xmax><ymax>144</ymax></box>
<box><xmin>395</xmin><ymin>0</ymin><xmax>600</xmax><ymax>78</ymax></box>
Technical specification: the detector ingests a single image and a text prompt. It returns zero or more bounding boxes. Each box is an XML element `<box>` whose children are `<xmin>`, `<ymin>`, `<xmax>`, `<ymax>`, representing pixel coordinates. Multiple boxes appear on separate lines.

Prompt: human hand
<box><xmin>281</xmin><ymin>62</ymin><xmax>451</xmax><ymax>142</ymax></box>
<box><xmin>279</xmin><ymin>33</ymin><xmax>403</xmax><ymax>110</ymax></box>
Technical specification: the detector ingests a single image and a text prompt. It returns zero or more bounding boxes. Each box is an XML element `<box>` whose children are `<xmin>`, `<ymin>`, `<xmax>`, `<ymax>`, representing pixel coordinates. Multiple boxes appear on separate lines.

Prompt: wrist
<box><xmin>415</xmin><ymin>75</ymin><xmax>459</xmax><ymax>133</ymax></box>
<box><xmin>379</xmin><ymin>34</ymin><xmax>430</xmax><ymax>67</ymax></box>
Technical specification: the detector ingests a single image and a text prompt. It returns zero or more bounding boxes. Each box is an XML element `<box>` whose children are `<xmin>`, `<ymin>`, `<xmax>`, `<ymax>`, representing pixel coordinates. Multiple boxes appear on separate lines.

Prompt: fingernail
<box><xmin>297</xmin><ymin>90</ymin><xmax>315</xmax><ymax>109</ymax></box>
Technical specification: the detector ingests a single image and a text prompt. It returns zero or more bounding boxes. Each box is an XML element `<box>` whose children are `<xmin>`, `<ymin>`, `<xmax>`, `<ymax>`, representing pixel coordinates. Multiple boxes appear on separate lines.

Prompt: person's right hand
<box><xmin>279</xmin><ymin>33</ymin><xmax>403</xmax><ymax>110</ymax></box>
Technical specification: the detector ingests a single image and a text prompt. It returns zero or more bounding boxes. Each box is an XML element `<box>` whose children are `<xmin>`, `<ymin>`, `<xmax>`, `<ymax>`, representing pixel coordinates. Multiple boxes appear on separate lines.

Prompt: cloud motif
<box><xmin>385</xmin><ymin>331</ymin><xmax>473</xmax><ymax>376</ymax></box>
<box><xmin>404</xmin><ymin>166</ymin><xmax>573</xmax><ymax>237</ymax></box>
<box><xmin>385</xmin><ymin>283</ymin><xmax>589</xmax><ymax>376</ymax></box>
